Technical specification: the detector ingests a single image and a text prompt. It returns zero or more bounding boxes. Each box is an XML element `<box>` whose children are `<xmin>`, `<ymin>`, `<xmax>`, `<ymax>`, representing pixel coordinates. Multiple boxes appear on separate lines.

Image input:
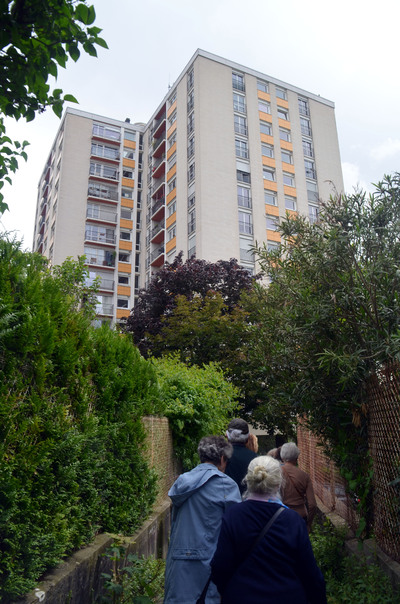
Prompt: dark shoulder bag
<box><xmin>196</xmin><ymin>506</ymin><xmax>285</xmax><ymax>604</ymax></box>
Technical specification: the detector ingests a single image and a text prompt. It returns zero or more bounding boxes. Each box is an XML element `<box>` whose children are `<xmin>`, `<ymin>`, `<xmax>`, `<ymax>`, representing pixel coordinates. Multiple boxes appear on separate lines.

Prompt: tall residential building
<box><xmin>33</xmin><ymin>49</ymin><xmax>343</xmax><ymax>326</ymax></box>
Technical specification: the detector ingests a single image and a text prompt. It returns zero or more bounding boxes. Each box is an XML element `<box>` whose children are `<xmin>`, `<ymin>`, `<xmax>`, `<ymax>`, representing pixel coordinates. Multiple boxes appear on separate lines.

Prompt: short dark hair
<box><xmin>227</xmin><ymin>418</ymin><xmax>249</xmax><ymax>434</ymax></box>
<box><xmin>198</xmin><ymin>436</ymin><xmax>233</xmax><ymax>465</ymax></box>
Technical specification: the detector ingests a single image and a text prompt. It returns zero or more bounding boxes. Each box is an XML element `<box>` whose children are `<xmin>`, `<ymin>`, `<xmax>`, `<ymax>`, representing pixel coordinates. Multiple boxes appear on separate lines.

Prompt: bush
<box><xmin>152</xmin><ymin>355</ymin><xmax>240</xmax><ymax>470</ymax></box>
<box><xmin>0</xmin><ymin>238</ymin><xmax>160</xmax><ymax>600</ymax></box>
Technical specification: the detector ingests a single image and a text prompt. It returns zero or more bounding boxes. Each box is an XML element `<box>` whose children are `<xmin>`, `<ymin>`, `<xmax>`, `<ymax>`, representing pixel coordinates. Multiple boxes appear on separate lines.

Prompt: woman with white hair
<box><xmin>211</xmin><ymin>456</ymin><xmax>326</xmax><ymax>603</ymax></box>
<box><xmin>280</xmin><ymin>442</ymin><xmax>317</xmax><ymax>531</ymax></box>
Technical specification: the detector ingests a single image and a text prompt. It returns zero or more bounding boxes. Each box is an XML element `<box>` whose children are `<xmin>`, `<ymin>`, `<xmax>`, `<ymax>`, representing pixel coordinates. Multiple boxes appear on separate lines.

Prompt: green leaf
<box><xmin>75</xmin><ymin>3</ymin><xmax>90</xmax><ymax>24</ymax></box>
<box><xmin>96</xmin><ymin>37</ymin><xmax>108</xmax><ymax>50</ymax></box>
<box><xmin>63</xmin><ymin>94</ymin><xmax>78</xmax><ymax>104</ymax></box>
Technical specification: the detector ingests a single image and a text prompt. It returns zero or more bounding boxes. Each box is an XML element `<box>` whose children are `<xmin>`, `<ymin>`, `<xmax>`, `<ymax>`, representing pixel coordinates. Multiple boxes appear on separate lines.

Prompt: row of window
<box><xmin>233</xmin><ymin>72</ymin><xmax>288</xmax><ymax>101</ymax></box>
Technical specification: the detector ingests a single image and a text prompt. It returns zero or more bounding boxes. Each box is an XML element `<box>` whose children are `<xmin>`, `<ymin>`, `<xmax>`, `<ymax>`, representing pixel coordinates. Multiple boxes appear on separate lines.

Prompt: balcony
<box><xmin>96</xmin><ymin>303</ymin><xmax>114</xmax><ymax>316</ymax></box>
<box><xmin>91</xmin><ymin>144</ymin><xmax>120</xmax><ymax>162</ymax></box>
<box><xmin>153</xmin><ymin>117</ymin><xmax>166</xmax><ymax>141</ymax></box>
<box><xmin>98</xmin><ymin>278</ymin><xmax>114</xmax><ymax>291</ymax></box>
<box><xmin>87</xmin><ymin>207</ymin><xmax>117</xmax><ymax>224</ymax></box>
<box><xmin>85</xmin><ymin>230</ymin><xmax>116</xmax><ymax>245</ymax></box>
<box><xmin>151</xmin><ymin>198</ymin><xmax>165</xmax><ymax>222</ymax></box>
<box><xmin>88</xmin><ymin>183</ymin><xmax>118</xmax><ymax>202</ymax></box>
<box><xmin>150</xmin><ymin>223</ymin><xmax>165</xmax><ymax>244</ymax></box>
<box><xmin>153</xmin><ymin>137</ymin><xmax>165</xmax><ymax>158</ymax></box>
<box><xmin>92</xmin><ymin>124</ymin><xmax>121</xmax><ymax>142</ymax></box>
<box><xmin>152</xmin><ymin>155</ymin><xmax>165</xmax><ymax>180</ymax></box>
<box><xmin>150</xmin><ymin>246</ymin><xmax>164</xmax><ymax>267</ymax></box>
<box><xmin>89</xmin><ymin>163</ymin><xmax>119</xmax><ymax>181</ymax></box>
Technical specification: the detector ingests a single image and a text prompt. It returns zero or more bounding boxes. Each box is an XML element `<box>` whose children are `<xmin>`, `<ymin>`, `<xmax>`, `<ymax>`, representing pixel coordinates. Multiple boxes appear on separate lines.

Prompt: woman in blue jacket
<box><xmin>211</xmin><ymin>455</ymin><xmax>327</xmax><ymax>604</ymax></box>
<box><xmin>164</xmin><ymin>435</ymin><xmax>241</xmax><ymax>604</ymax></box>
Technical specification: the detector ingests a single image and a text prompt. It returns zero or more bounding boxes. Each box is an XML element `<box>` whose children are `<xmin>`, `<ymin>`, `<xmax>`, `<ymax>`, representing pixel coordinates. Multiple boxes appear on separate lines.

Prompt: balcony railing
<box><xmin>91</xmin><ymin>145</ymin><xmax>120</xmax><ymax>161</ymax></box>
<box><xmin>151</xmin><ymin>246</ymin><xmax>164</xmax><ymax>262</ymax></box>
<box><xmin>85</xmin><ymin>254</ymin><xmax>115</xmax><ymax>268</ymax></box>
<box><xmin>151</xmin><ymin>198</ymin><xmax>164</xmax><ymax>216</ymax></box>
<box><xmin>92</xmin><ymin>124</ymin><xmax>120</xmax><ymax>141</ymax></box>
<box><xmin>151</xmin><ymin>223</ymin><xmax>164</xmax><ymax>239</ymax></box>
<box><xmin>85</xmin><ymin>230</ymin><xmax>116</xmax><ymax>245</ymax></box>
<box><xmin>96</xmin><ymin>303</ymin><xmax>114</xmax><ymax>316</ymax></box>
<box><xmin>89</xmin><ymin>164</ymin><xmax>119</xmax><ymax>180</ymax></box>
<box><xmin>88</xmin><ymin>184</ymin><xmax>118</xmax><ymax>201</ymax></box>
<box><xmin>87</xmin><ymin>208</ymin><xmax>117</xmax><ymax>223</ymax></box>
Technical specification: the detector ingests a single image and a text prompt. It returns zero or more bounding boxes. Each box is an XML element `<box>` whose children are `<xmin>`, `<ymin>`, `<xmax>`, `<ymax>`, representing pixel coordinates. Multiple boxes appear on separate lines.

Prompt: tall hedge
<box><xmin>0</xmin><ymin>238</ymin><xmax>160</xmax><ymax>601</ymax></box>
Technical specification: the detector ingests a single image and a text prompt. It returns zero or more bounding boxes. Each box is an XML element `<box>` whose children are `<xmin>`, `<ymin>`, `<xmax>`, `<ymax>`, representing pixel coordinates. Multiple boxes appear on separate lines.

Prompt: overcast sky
<box><xmin>2</xmin><ymin>0</ymin><xmax>400</xmax><ymax>249</ymax></box>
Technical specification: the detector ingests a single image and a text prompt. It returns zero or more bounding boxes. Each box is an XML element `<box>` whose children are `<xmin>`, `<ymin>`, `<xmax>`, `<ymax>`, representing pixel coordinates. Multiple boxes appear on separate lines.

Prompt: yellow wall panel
<box><xmin>278</xmin><ymin>118</ymin><xmax>291</xmax><ymax>129</ymax></box>
<box><xmin>260</xmin><ymin>133</ymin><xmax>274</xmax><ymax>145</ymax></box>
<box><xmin>282</xmin><ymin>161</ymin><xmax>295</xmax><ymax>173</ymax></box>
<box><xmin>286</xmin><ymin>209</ymin><xmax>298</xmax><ymax>218</ymax></box>
<box><xmin>119</xmin><ymin>240</ymin><xmax>132</xmax><ymax>251</ymax></box>
<box><xmin>277</xmin><ymin>98</ymin><xmax>289</xmax><ymax>109</ymax></box>
<box><xmin>262</xmin><ymin>157</ymin><xmax>276</xmax><ymax>168</ymax></box>
<box><xmin>266</xmin><ymin>231</ymin><xmax>281</xmax><ymax>242</ymax></box>
<box><xmin>166</xmin><ymin>237</ymin><xmax>176</xmax><ymax>254</ymax></box>
<box><xmin>259</xmin><ymin>112</ymin><xmax>273</xmax><ymax>123</ymax></box>
<box><xmin>258</xmin><ymin>91</ymin><xmax>271</xmax><ymax>102</ymax></box>
<box><xmin>265</xmin><ymin>204</ymin><xmax>279</xmax><ymax>216</ymax></box>
<box><xmin>124</xmin><ymin>140</ymin><xmax>136</xmax><ymax>149</ymax></box>
<box><xmin>117</xmin><ymin>308</ymin><xmax>130</xmax><ymax>319</ymax></box>
<box><xmin>120</xmin><ymin>219</ymin><xmax>133</xmax><ymax>229</ymax></box>
<box><xmin>284</xmin><ymin>185</ymin><xmax>297</xmax><ymax>196</ymax></box>
<box><xmin>280</xmin><ymin>140</ymin><xmax>293</xmax><ymax>151</ymax></box>
<box><xmin>167</xmin><ymin>101</ymin><xmax>177</xmax><ymax>118</ymax></box>
<box><xmin>117</xmin><ymin>285</ymin><xmax>131</xmax><ymax>296</ymax></box>
<box><xmin>122</xmin><ymin>177</ymin><xmax>134</xmax><ymax>188</ymax></box>
<box><xmin>263</xmin><ymin>180</ymin><xmax>278</xmax><ymax>192</ymax></box>
<box><xmin>167</xmin><ymin>190</ymin><xmax>176</xmax><ymax>204</ymax></box>
<box><xmin>167</xmin><ymin>122</ymin><xmax>177</xmax><ymax>139</ymax></box>
<box><xmin>167</xmin><ymin>164</ymin><xmax>177</xmax><ymax>181</ymax></box>
<box><xmin>118</xmin><ymin>262</ymin><xmax>132</xmax><ymax>273</ymax></box>
<box><xmin>167</xmin><ymin>142</ymin><xmax>177</xmax><ymax>159</ymax></box>
<box><xmin>166</xmin><ymin>213</ymin><xmax>176</xmax><ymax>229</ymax></box>
<box><xmin>121</xmin><ymin>198</ymin><xmax>134</xmax><ymax>208</ymax></box>
<box><xmin>123</xmin><ymin>158</ymin><xmax>135</xmax><ymax>168</ymax></box>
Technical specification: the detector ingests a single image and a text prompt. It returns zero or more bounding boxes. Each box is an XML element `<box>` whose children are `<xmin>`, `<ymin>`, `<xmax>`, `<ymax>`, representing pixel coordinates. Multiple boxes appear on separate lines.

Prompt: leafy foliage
<box><xmin>0</xmin><ymin>237</ymin><xmax>159</xmax><ymax>601</ymax></box>
<box><xmin>0</xmin><ymin>0</ymin><xmax>108</xmax><ymax>212</ymax></box>
<box><xmin>152</xmin><ymin>355</ymin><xmax>240</xmax><ymax>470</ymax></box>
<box><xmin>124</xmin><ymin>252</ymin><xmax>256</xmax><ymax>357</ymax></box>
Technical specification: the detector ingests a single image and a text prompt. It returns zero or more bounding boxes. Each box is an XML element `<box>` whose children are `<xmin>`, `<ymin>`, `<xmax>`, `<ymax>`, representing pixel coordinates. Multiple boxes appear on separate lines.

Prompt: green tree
<box><xmin>0</xmin><ymin>0</ymin><xmax>108</xmax><ymax>212</ymax></box>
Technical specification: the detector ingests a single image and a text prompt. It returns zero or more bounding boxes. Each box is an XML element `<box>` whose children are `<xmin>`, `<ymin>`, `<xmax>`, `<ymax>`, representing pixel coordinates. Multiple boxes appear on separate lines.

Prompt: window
<box><xmin>279</xmin><ymin>128</ymin><xmax>291</xmax><ymax>142</ymax></box>
<box><xmin>118</xmin><ymin>251</ymin><xmax>130</xmax><ymax>262</ymax></box>
<box><xmin>121</xmin><ymin>187</ymin><xmax>133</xmax><ymax>199</ymax></box>
<box><xmin>188</xmin><ymin>236</ymin><xmax>196</xmax><ymax>259</ymax></box>
<box><xmin>169</xmin><ymin>90</ymin><xmax>177</xmax><ymax>106</ymax></box>
<box><xmin>168</xmin><ymin>111</ymin><xmax>177</xmax><ymax>127</ymax></box>
<box><xmin>305</xmin><ymin>159</ymin><xmax>316</xmax><ymax>179</ymax></box>
<box><xmin>257</xmin><ymin>81</ymin><xmax>268</xmax><ymax>93</ymax></box>
<box><xmin>188</xmin><ymin>192</ymin><xmax>195</xmax><ymax>209</ymax></box>
<box><xmin>168</xmin><ymin>225</ymin><xmax>176</xmax><ymax>241</ymax></box>
<box><xmin>258</xmin><ymin>101</ymin><xmax>271</xmax><ymax>114</ymax></box>
<box><xmin>234</xmin><ymin>115</ymin><xmax>247</xmax><ymax>136</ymax></box>
<box><xmin>91</xmin><ymin>143</ymin><xmax>119</xmax><ymax>160</ymax></box>
<box><xmin>117</xmin><ymin>297</ymin><xmax>129</xmax><ymax>308</ymax></box>
<box><xmin>281</xmin><ymin>150</ymin><xmax>293</xmax><ymax>164</ymax></box>
<box><xmin>298</xmin><ymin>98</ymin><xmax>309</xmax><ymax>115</ymax></box>
<box><xmin>277</xmin><ymin>108</ymin><xmax>289</xmax><ymax>121</ymax></box>
<box><xmin>84</xmin><ymin>246</ymin><xmax>115</xmax><ymax>267</ymax></box>
<box><xmin>167</xmin><ymin>152</ymin><xmax>176</xmax><ymax>170</ymax></box>
<box><xmin>88</xmin><ymin>181</ymin><xmax>118</xmax><ymax>201</ymax></box>
<box><xmin>238</xmin><ymin>186</ymin><xmax>251</xmax><ymax>209</ymax></box>
<box><xmin>265</xmin><ymin>192</ymin><xmax>277</xmax><ymax>206</ymax></box>
<box><xmin>232</xmin><ymin>72</ymin><xmax>245</xmax><ymax>91</ymax></box>
<box><xmin>122</xmin><ymin>168</ymin><xmax>134</xmax><ymax>179</ymax></box>
<box><xmin>188</xmin><ymin>163</ymin><xmax>195</xmax><ymax>182</ymax></box>
<box><xmin>187</xmin><ymin>69</ymin><xmax>194</xmax><ymax>90</ymax></box>
<box><xmin>267</xmin><ymin>241</ymin><xmax>280</xmax><ymax>252</ymax></box>
<box><xmin>266</xmin><ymin>215</ymin><xmax>279</xmax><ymax>230</ymax></box>
<box><xmin>283</xmin><ymin>172</ymin><xmax>295</xmax><ymax>187</ymax></box>
<box><xmin>168</xmin><ymin>177</ymin><xmax>176</xmax><ymax>193</ymax></box>
<box><xmin>169</xmin><ymin>131</ymin><xmax>177</xmax><ymax>148</ymax></box>
<box><xmin>237</xmin><ymin>170</ymin><xmax>250</xmax><ymax>184</ymax></box>
<box><xmin>188</xmin><ymin>136</ymin><xmax>195</xmax><ymax>158</ymax></box>
<box><xmin>168</xmin><ymin>200</ymin><xmax>176</xmax><ymax>216</ymax></box>
<box><xmin>261</xmin><ymin>143</ymin><xmax>274</xmax><ymax>158</ymax></box>
<box><xmin>302</xmin><ymin>139</ymin><xmax>313</xmax><ymax>157</ymax></box>
<box><xmin>300</xmin><ymin>117</ymin><xmax>311</xmax><ymax>136</ymax></box>
<box><xmin>92</xmin><ymin>123</ymin><xmax>120</xmax><ymax>140</ymax></box>
<box><xmin>309</xmin><ymin>204</ymin><xmax>319</xmax><ymax>224</ymax></box>
<box><xmin>235</xmin><ymin>139</ymin><xmax>249</xmax><ymax>159</ymax></box>
<box><xmin>188</xmin><ymin>112</ymin><xmax>195</xmax><ymax>134</ymax></box>
<box><xmin>263</xmin><ymin>168</ymin><xmax>275</xmax><ymax>181</ymax></box>
<box><xmin>307</xmin><ymin>181</ymin><xmax>319</xmax><ymax>202</ymax></box>
<box><xmin>187</xmin><ymin>90</ymin><xmax>194</xmax><ymax>112</ymax></box>
<box><xmin>124</xmin><ymin>131</ymin><xmax>136</xmax><ymax>142</ymax></box>
<box><xmin>123</xmin><ymin>148</ymin><xmax>135</xmax><ymax>160</ymax></box>
<box><xmin>86</xmin><ymin>224</ymin><xmax>115</xmax><ymax>244</ymax></box>
<box><xmin>118</xmin><ymin>274</ymin><xmax>130</xmax><ymax>285</ymax></box>
<box><xmin>276</xmin><ymin>87</ymin><xmax>287</xmax><ymax>100</ymax></box>
<box><xmin>285</xmin><ymin>196</ymin><xmax>297</xmax><ymax>211</ymax></box>
<box><xmin>233</xmin><ymin>93</ymin><xmax>246</xmax><ymax>113</ymax></box>
<box><xmin>90</xmin><ymin>162</ymin><xmax>118</xmax><ymax>180</ymax></box>
<box><xmin>120</xmin><ymin>230</ymin><xmax>131</xmax><ymax>240</ymax></box>
<box><xmin>188</xmin><ymin>210</ymin><xmax>196</xmax><ymax>234</ymax></box>
<box><xmin>260</xmin><ymin>122</ymin><xmax>272</xmax><ymax>136</ymax></box>
<box><xmin>121</xmin><ymin>208</ymin><xmax>132</xmax><ymax>220</ymax></box>
<box><xmin>238</xmin><ymin>211</ymin><xmax>253</xmax><ymax>235</ymax></box>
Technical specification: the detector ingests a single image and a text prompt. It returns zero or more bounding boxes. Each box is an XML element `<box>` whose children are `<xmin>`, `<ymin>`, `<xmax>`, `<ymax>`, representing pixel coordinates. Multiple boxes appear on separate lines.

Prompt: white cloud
<box><xmin>341</xmin><ymin>162</ymin><xmax>372</xmax><ymax>195</ymax></box>
<box><xmin>369</xmin><ymin>138</ymin><xmax>400</xmax><ymax>162</ymax></box>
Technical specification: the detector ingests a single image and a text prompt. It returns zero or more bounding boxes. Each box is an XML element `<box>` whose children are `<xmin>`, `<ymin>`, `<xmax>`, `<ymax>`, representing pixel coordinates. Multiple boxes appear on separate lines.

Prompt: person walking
<box><xmin>164</xmin><ymin>435</ymin><xmax>241</xmax><ymax>604</ymax></box>
<box><xmin>280</xmin><ymin>442</ymin><xmax>317</xmax><ymax>532</ymax></box>
<box><xmin>225</xmin><ymin>418</ymin><xmax>257</xmax><ymax>495</ymax></box>
<box><xmin>210</xmin><ymin>455</ymin><xmax>327</xmax><ymax>604</ymax></box>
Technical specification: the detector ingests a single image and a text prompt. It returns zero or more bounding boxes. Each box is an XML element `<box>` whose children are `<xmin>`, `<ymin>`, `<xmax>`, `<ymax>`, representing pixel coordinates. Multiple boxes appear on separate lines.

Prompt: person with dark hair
<box><xmin>211</xmin><ymin>456</ymin><xmax>327</xmax><ymax>603</ymax></box>
<box><xmin>225</xmin><ymin>418</ymin><xmax>257</xmax><ymax>494</ymax></box>
<box><xmin>164</xmin><ymin>436</ymin><xmax>241</xmax><ymax>603</ymax></box>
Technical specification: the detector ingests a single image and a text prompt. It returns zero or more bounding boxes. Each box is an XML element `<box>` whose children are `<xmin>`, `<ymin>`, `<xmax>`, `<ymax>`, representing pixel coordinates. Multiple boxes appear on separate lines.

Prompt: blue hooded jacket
<box><xmin>164</xmin><ymin>463</ymin><xmax>241</xmax><ymax>604</ymax></box>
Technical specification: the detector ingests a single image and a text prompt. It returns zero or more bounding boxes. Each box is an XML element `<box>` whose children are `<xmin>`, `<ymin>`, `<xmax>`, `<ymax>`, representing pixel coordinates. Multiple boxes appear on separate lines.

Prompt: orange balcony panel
<box><xmin>167</xmin><ymin>142</ymin><xmax>177</xmax><ymax>159</ymax></box>
<box><xmin>117</xmin><ymin>308</ymin><xmax>130</xmax><ymax>319</ymax></box>
<box><xmin>119</xmin><ymin>240</ymin><xmax>132</xmax><ymax>251</ymax></box>
<box><xmin>286</xmin><ymin>209</ymin><xmax>298</xmax><ymax>218</ymax></box>
<box><xmin>260</xmin><ymin>133</ymin><xmax>274</xmax><ymax>145</ymax></box>
<box><xmin>151</xmin><ymin>230</ymin><xmax>164</xmax><ymax>245</ymax></box>
<box><xmin>280</xmin><ymin>140</ymin><xmax>293</xmax><ymax>151</ymax></box>
<box><xmin>124</xmin><ymin>140</ymin><xmax>136</xmax><ymax>149</ymax></box>
<box><xmin>121</xmin><ymin>198</ymin><xmax>134</xmax><ymax>208</ymax></box>
<box><xmin>151</xmin><ymin>253</ymin><xmax>164</xmax><ymax>267</ymax></box>
<box><xmin>265</xmin><ymin>204</ymin><xmax>279</xmax><ymax>216</ymax></box>
<box><xmin>152</xmin><ymin>205</ymin><xmax>165</xmax><ymax>223</ymax></box>
<box><xmin>278</xmin><ymin>118</ymin><xmax>291</xmax><ymax>129</ymax></box>
<box><xmin>277</xmin><ymin>98</ymin><xmax>289</xmax><ymax>109</ymax></box>
<box><xmin>166</xmin><ymin>213</ymin><xmax>176</xmax><ymax>229</ymax></box>
<box><xmin>167</xmin><ymin>100</ymin><xmax>177</xmax><ymax>118</ymax></box>
<box><xmin>167</xmin><ymin>190</ymin><xmax>176</xmax><ymax>204</ymax></box>
<box><xmin>123</xmin><ymin>158</ymin><xmax>135</xmax><ymax>168</ymax></box>
<box><xmin>167</xmin><ymin>164</ymin><xmax>177</xmax><ymax>181</ymax></box>
<box><xmin>118</xmin><ymin>262</ymin><xmax>132</xmax><ymax>273</ymax></box>
<box><xmin>120</xmin><ymin>218</ymin><xmax>133</xmax><ymax>229</ymax></box>
<box><xmin>258</xmin><ymin>91</ymin><xmax>271</xmax><ymax>102</ymax></box>
<box><xmin>167</xmin><ymin>121</ymin><xmax>177</xmax><ymax>139</ymax></box>
<box><xmin>266</xmin><ymin>231</ymin><xmax>281</xmax><ymax>242</ymax></box>
<box><xmin>259</xmin><ymin>112</ymin><xmax>272</xmax><ymax>123</ymax></box>
<box><xmin>166</xmin><ymin>237</ymin><xmax>176</xmax><ymax>254</ymax></box>
<box><xmin>284</xmin><ymin>185</ymin><xmax>297</xmax><ymax>196</ymax></box>
<box><xmin>263</xmin><ymin>180</ymin><xmax>278</xmax><ymax>192</ymax></box>
<box><xmin>262</xmin><ymin>156</ymin><xmax>276</xmax><ymax>168</ymax></box>
<box><xmin>153</xmin><ymin>161</ymin><xmax>165</xmax><ymax>180</ymax></box>
<box><xmin>117</xmin><ymin>285</ymin><xmax>131</xmax><ymax>296</ymax></box>
<box><xmin>282</xmin><ymin>162</ymin><xmax>295</xmax><ymax>173</ymax></box>
<box><xmin>122</xmin><ymin>177</ymin><xmax>134</xmax><ymax>188</ymax></box>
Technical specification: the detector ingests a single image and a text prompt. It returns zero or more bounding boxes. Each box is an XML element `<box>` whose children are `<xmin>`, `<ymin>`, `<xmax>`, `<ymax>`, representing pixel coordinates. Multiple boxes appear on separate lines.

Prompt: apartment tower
<box><xmin>33</xmin><ymin>49</ymin><xmax>343</xmax><ymax>325</ymax></box>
